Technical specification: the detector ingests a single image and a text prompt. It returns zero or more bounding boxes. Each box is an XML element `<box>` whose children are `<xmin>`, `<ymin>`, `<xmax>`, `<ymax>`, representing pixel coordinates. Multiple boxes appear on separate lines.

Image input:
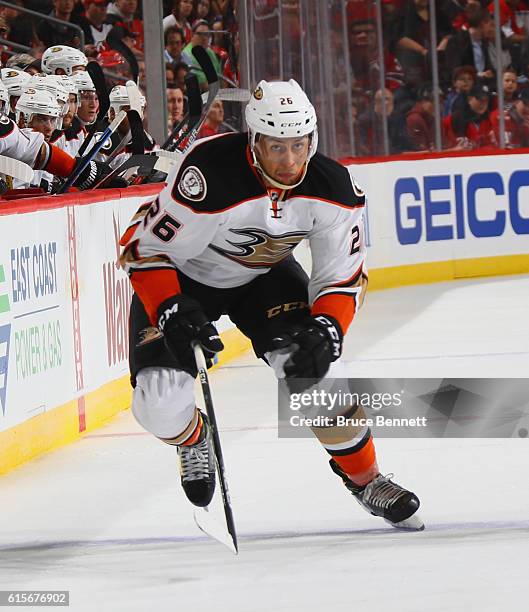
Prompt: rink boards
<box><xmin>345</xmin><ymin>148</ymin><xmax>529</xmax><ymax>288</ymax></box>
<box><xmin>0</xmin><ymin>184</ymin><xmax>250</xmax><ymax>474</ymax></box>
<box><xmin>1</xmin><ymin>148</ymin><xmax>529</xmax><ymax>474</ymax></box>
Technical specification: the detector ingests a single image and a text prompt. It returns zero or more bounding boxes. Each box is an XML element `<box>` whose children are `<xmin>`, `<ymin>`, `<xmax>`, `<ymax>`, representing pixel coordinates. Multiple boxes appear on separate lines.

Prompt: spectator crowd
<box><xmin>347</xmin><ymin>0</ymin><xmax>529</xmax><ymax>156</ymax></box>
<box><xmin>0</xmin><ymin>0</ymin><xmax>528</xmax><ymax>168</ymax></box>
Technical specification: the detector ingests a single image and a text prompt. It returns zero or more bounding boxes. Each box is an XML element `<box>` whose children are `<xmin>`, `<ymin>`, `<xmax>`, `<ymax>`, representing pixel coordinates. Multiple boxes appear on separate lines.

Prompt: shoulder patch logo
<box><xmin>178</xmin><ymin>166</ymin><xmax>207</xmax><ymax>202</ymax></box>
<box><xmin>351</xmin><ymin>177</ymin><xmax>365</xmax><ymax>198</ymax></box>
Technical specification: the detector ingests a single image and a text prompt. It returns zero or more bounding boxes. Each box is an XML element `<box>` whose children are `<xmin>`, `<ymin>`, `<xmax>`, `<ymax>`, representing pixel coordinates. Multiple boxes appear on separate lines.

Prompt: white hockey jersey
<box><xmin>120</xmin><ymin>133</ymin><xmax>368</xmax><ymax>333</ymax></box>
<box><xmin>0</xmin><ymin>115</ymin><xmax>45</xmax><ymax>166</ymax></box>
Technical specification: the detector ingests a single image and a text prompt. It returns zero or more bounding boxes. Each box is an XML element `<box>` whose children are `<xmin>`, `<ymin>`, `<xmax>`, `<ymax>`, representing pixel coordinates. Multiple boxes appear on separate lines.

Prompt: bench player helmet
<box><xmin>109</xmin><ymin>85</ymin><xmax>146</xmax><ymax>119</ymax></box>
<box><xmin>1</xmin><ymin>68</ymin><xmax>31</xmax><ymax>97</ymax></box>
<box><xmin>0</xmin><ymin>79</ymin><xmax>9</xmax><ymax>115</ymax></box>
<box><xmin>70</xmin><ymin>71</ymin><xmax>96</xmax><ymax>93</ymax></box>
<box><xmin>15</xmin><ymin>88</ymin><xmax>62</xmax><ymax>129</ymax></box>
<box><xmin>47</xmin><ymin>73</ymin><xmax>79</xmax><ymax>108</ymax></box>
<box><xmin>41</xmin><ymin>45</ymin><xmax>88</xmax><ymax>76</ymax></box>
<box><xmin>27</xmin><ymin>74</ymin><xmax>69</xmax><ymax>128</ymax></box>
<box><xmin>245</xmin><ymin>79</ymin><xmax>318</xmax><ymax>188</ymax></box>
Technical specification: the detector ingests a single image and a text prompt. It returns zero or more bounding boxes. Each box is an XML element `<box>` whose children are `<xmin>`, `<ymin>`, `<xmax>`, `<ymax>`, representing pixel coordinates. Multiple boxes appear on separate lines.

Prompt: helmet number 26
<box><xmin>280</xmin><ymin>97</ymin><xmax>293</xmax><ymax>105</ymax></box>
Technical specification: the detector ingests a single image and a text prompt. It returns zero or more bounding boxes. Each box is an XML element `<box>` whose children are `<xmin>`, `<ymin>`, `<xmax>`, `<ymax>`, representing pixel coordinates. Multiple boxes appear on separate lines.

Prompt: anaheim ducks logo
<box><xmin>178</xmin><ymin>165</ymin><xmax>207</xmax><ymax>201</ymax></box>
<box><xmin>5</xmin><ymin>70</ymin><xmax>19</xmax><ymax>78</ymax></box>
<box><xmin>51</xmin><ymin>46</ymin><xmax>63</xmax><ymax>53</ymax></box>
<box><xmin>210</xmin><ymin>228</ymin><xmax>307</xmax><ymax>269</ymax></box>
<box><xmin>253</xmin><ymin>86</ymin><xmax>263</xmax><ymax>100</ymax></box>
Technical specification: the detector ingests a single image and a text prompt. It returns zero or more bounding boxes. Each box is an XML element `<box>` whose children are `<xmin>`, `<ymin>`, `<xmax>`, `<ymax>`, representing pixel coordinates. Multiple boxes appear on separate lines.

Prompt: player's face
<box><xmin>78</xmin><ymin>89</ymin><xmax>99</xmax><ymax>123</ymax></box>
<box><xmin>63</xmin><ymin>93</ymin><xmax>77</xmax><ymax>128</ymax></box>
<box><xmin>30</xmin><ymin>114</ymin><xmax>57</xmax><ymax>140</ymax></box>
<box><xmin>256</xmin><ymin>135</ymin><xmax>310</xmax><ymax>186</ymax></box>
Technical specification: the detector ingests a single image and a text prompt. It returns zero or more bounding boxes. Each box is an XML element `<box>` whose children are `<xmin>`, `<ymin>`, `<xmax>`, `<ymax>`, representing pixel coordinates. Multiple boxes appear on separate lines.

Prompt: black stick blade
<box><xmin>87</xmin><ymin>61</ymin><xmax>110</xmax><ymax>120</ymax></box>
<box><xmin>186</xmin><ymin>73</ymin><xmax>202</xmax><ymax>121</ymax></box>
<box><xmin>127</xmin><ymin>109</ymin><xmax>144</xmax><ymax>155</ymax></box>
<box><xmin>192</xmin><ymin>46</ymin><xmax>218</xmax><ymax>85</ymax></box>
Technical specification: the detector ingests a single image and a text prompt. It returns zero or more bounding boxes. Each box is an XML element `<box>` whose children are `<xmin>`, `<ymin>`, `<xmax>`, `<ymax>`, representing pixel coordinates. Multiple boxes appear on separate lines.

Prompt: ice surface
<box><xmin>0</xmin><ymin>275</ymin><xmax>528</xmax><ymax>611</ymax></box>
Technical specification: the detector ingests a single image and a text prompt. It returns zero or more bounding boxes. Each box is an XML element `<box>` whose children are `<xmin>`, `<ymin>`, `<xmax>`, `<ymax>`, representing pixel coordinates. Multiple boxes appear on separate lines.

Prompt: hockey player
<box><xmin>45</xmin><ymin>74</ymin><xmax>80</xmax><ymax>155</ymax></box>
<box><xmin>15</xmin><ymin>88</ymin><xmax>63</xmax><ymax>190</ymax></box>
<box><xmin>0</xmin><ymin>79</ymin><xmax>109</xmax><ymax>192</ymax></box>
<box><xmin>72</xmin><ymin>71</ymin><xmax>98</xmax><ymax>126</ymax></box>
<box><xmin>120</xmin><ymin>80</ymin><xmax>423</xmax><ymax>530</ymax></box>
<box><xmin>1</xmin><ymin>67</ymin><xmax>31</xmax><ymax>117</ymax></box>
<box><xmin>16</xmin><ymin>88</ymin><xmax>62</xmax><ymax>141</ymax></box>
<box><xmin>60</xmin><ymin>71</ymin><xmax>99</xmax><ymax>156</ymax></box>
<box><xmin>94</xmin><ymin>84</ymin><xmax>154</xmax><ymax>168</ymax></box>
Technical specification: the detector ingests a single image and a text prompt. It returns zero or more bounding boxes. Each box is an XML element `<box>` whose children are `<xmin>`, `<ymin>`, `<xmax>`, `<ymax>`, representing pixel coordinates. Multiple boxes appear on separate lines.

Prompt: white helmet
<box><xmin>70</xmin><ymin>71</ymin><xmax>95</xmax><ymax>93</ymax></box>
<box><xmin>27</xmin><ymin>74</ymin><xmax>69</xmax><ymax>127</ymax></box>
<box><xmin>245</xmin><ymin>79</ymin><xmax>318</xmax><ymax>188</ymax></box>
<box><xmin>49</xmin><ymin>73</ymin><xmax>79</xmax><ymax>109</ymax></box>
<box><xmin>0</xmin><ymin>79</ymin><xmax>8</xmax><ymax>115</ymax></box>
<box><xmin>41</xmin><ymin>45</ymin><xmax>88</xmax><ymax>76</ymax></box>
<box><xmin>48</xmin><ymin>74</ymin><xmax>78</xmax><ymax>97</ymax></box>
<box><xmin>109</xmin><ymin>85</ymin><xmax>146</xmax><ymax>119</ymax></box>
<box><xmin>1</xmin><ymin>67</ymin><xmax>31</xmax><ymax>97</ymax></box>
<box><xmin>15</xmin><ymin>88</ymin><xmax>62</xmax><ymax>130</ymax></box>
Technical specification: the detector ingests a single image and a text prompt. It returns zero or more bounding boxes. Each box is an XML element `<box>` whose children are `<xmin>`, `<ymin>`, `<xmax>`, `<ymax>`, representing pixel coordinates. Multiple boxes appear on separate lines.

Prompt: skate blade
<box><xmin>385</xmin><ymin>513</ymin><xmax>425</xmax><ymax>531</ymax></box>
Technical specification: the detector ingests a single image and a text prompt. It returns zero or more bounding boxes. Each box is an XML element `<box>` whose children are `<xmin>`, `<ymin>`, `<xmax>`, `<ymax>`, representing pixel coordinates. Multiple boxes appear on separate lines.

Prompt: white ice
<box><xmin>1</xmin><ymin>274</ymin><xmax>528</xmax><ymax>611</ymax></box>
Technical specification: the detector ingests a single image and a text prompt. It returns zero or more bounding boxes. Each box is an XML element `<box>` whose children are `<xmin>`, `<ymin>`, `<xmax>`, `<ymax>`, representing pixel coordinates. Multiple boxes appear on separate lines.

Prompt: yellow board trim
<box><xmin>2</xmin><ymin>253</ymin><xmax>527</xmax><ymax>475</ymax></box>
<box><xmin>0</xmin><ymin>327</ymin><xmax>251</xmax><ymax>476</ymax></box>
<box><xmin>369</xmin><ymin>254</ymin><xmax>529</xmax><ymax>290</ymax></box>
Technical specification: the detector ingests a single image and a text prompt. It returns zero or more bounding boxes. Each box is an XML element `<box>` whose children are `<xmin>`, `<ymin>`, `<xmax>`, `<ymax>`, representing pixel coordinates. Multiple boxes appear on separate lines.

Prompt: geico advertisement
<box><xmin>348</xmin><ymin>153</ymin><xmax>529</xmax><ymax>267</ymax></box>
<box><xmin>0</xmin><ymin>209</ymin><xmax>75</xmax><ymax>431</ymax></box>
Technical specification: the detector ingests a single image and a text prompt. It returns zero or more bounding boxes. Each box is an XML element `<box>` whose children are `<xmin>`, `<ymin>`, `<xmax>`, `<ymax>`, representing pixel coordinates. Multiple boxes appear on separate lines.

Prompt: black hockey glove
<box><xmin>272</xmin><ymin>315</ymin><xmax>343</xmax><ymax>382</ymax></box>
<box><xmin>157</xmin><ymin>294</ymin><xmax>224</xmax><ymax>375</ymax></box>
<box><xmin>73</xmin><ymin>160</ymin><xmax>128</xmax><ymax>190</ymax></box>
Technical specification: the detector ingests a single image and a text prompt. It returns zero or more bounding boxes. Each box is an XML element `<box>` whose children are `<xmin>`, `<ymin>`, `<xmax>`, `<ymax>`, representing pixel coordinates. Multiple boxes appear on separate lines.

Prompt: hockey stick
<box><xmin>192</xmin><ymin>343</ymin><xmax>238</xmax><ymax>555</ymax></box>
<box><xmin>91</xmin><ymin>152</ymin><xmax>175</xmax><ymax>189</ymax></box>
<box><xmin>171</xmin><ymin>46</ymin><xmax>220</xmax><ymax>152</ymax></box>
<box><xmin>202</xmin><ymin>88</ymin><xmax>251</xmax><ymax>103</ymax></box>
<box><xmin>0</xmin><ymin>155</ymin><xmax>34</xmax><ymax>183</ymax></box>
<box><xmin>161</xmin><ymin>72</ymin><xmax>201</xmax><ymax>151</ymax></box>
<box><xmin>95</xmin><ymin>48</ymin><xmax>219</xmax><ymax>188</ymax></box>
<box><xmin>56</xmin><ymin>81</ymin><xmax>141</xmax><ymax>193</ymax></box>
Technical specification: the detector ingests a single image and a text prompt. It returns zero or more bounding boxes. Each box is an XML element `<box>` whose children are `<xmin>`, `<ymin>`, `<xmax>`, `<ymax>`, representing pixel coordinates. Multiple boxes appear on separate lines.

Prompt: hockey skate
<box><xmin>177</xmin><ymin>414</ymin><xmax>216</xmax><ymax>507</ymax></box>
<box><xmin>329</xmin><ymin>459</ymin><xmax>424</xmax><ymax>531</ymax></box>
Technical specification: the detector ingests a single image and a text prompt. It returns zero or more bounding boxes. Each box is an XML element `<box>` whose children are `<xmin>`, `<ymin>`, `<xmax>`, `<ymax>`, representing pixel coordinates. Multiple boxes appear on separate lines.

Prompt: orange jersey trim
<box><xmin>130</xmin><ymin>268</ymin><xmax>181</xmax><ymax>325</ymax></box>
<box><xmin>311</xmin><ymin>293</ymin><xmax>356</xmax><ymax>335</ymax></box>
<box><xmin>44</xmin><ymin>143</ymin><xmax>76</xmax><ymax>176</ymax></box>
<box><xmin>119</xmin><ymin>222</ymin><xmax>140</xmax><ymax>246</ymax></box>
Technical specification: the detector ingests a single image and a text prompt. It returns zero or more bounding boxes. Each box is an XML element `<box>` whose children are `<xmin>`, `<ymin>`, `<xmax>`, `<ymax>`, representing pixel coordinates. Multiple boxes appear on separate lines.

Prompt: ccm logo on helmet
<box><xmin>281</xmin><ymin>122</ymin><xmax>303</xmax><ymax>128</ymax></box>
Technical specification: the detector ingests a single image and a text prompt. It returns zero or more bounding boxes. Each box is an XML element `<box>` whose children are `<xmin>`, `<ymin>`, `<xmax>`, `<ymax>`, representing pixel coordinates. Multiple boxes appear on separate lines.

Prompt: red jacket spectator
<box><xmin>445</xmin><ymin>83</ymin><xmax>497</xmax><ymax>149</ymax></box>
<box><xmin>406</xmin><ymin>85</ymin><xmax>437</xmax><ymax>151</ymax></box>
<box><xmin>491</xmin><ymin>93</ymin><xmax>529</xmax><ymax>147</ymax></box>
<box><xmin>488</xmin><ymin>0</ymin><xmax>529</xmax><ymax>38</ymax></box>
